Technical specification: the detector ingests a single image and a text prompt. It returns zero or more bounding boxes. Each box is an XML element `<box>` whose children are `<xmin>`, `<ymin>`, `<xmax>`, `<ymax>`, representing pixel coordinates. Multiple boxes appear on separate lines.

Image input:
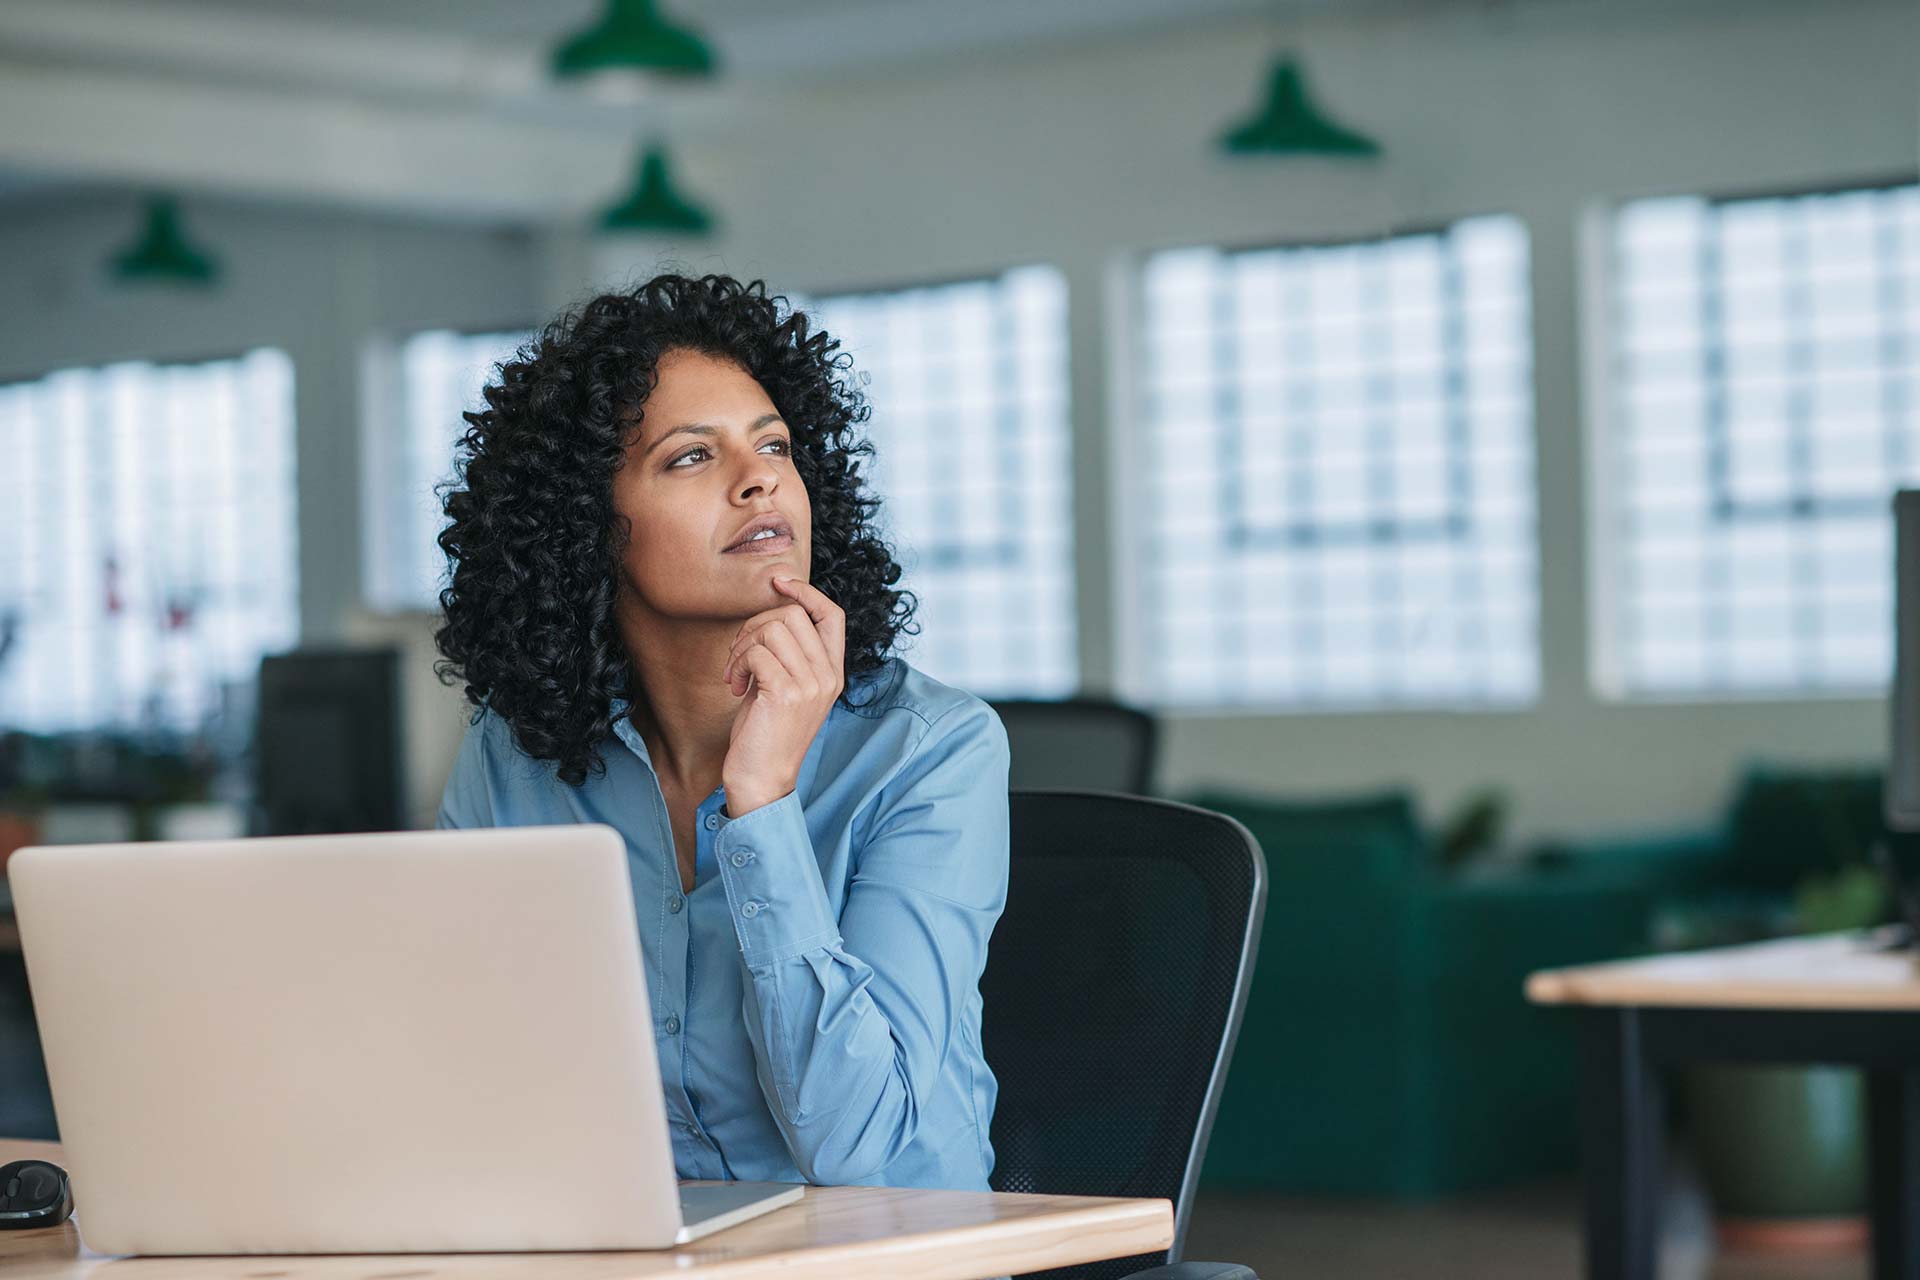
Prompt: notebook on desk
<box><xmin>8</xmin><ymin>823</ymin><xmax>804</xmax><ymax>1256</ymax></box>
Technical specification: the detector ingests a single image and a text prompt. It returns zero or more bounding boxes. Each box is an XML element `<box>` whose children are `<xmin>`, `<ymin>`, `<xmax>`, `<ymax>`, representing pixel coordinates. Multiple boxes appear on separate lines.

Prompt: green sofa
<box><xmin>1528</xmin><ymin>763</ymin><xmax>1888</xmax><ymax>946</ymax></box>
<box><xmin>1173</xmin><ymin>786</ymin><xmax>1650</xmax><ymax>1196</ymax></box>
<box><xmin>1174</xmin><ymin>762</ymin><xmax>1882</xmax><ymax>1198</ymax></box>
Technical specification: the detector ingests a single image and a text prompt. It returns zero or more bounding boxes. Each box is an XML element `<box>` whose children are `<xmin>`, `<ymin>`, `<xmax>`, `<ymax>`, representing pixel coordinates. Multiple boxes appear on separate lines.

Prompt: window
<box><xmin>0</xmin><ymin>349</ymin><xmax>299</xmax><ymax>733</ymax></box>
<box><xmin>363</xmin><ymin>328</ymin><xmax>532</xmax><ymax>612</ymax></box>
<box><xmin>795</xmin><ymin>266</ymin><xmax>1077</xmax><ymax>698</ymax></box>
<box><xmin>1601</xmin><ymin>181</ymin><xmax>1920</xmax><ymax>697</ymax></box>
<box><xmin>1136</xmin><ymin>216</ymin><xmax>1537</xmax><ymax>710</ymax></box>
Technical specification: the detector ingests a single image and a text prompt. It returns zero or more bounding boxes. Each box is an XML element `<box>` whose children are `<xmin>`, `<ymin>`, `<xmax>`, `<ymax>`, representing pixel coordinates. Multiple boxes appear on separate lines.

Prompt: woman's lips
<box><xmin>723</xmin><ymin>532</ymin><xmax>794</xmax><ymax>556</ymax></box>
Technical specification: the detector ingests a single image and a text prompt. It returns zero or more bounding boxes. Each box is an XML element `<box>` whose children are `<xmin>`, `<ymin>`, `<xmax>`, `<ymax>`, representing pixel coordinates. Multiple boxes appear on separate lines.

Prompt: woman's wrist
<box><xmin>724</xmin><ymin>780</ymin><xmax>795</xmax><ymax>818</ymax></box>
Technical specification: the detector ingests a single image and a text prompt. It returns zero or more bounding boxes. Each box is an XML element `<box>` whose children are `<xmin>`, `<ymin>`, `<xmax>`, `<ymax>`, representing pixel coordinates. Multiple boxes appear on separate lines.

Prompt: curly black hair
<box><xmin>433</xmin><ymin>272</ymin><xmax>919</xmax><ymax>787</ymax></box>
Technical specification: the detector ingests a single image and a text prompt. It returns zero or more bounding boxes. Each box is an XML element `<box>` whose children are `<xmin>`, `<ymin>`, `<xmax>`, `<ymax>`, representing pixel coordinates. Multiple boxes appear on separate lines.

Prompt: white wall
<box><xmin>580</xmin><ymin>0</ymin><xmax>1919</xmax><ymax>845</ymax></box>
<box><xmin>2</xmin><ymin>0</ymin><xmax>1915</xmax><ymax>845</ymax></box>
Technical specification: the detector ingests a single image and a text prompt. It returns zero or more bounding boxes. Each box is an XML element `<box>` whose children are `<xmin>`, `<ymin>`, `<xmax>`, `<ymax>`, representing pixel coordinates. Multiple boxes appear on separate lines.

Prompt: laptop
<box><xmin>8</xmin><ymin>823</ymin><xmax>804</xmax><ymax>1255</ymax></box>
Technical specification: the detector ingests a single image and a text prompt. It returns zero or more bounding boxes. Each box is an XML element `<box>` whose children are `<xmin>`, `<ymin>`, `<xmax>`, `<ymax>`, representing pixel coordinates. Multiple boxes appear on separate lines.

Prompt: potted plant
<box><xmin>1674</xmin><ymin>782</ymin><xmax>1898</xmax><ymax>1256</ymax></box>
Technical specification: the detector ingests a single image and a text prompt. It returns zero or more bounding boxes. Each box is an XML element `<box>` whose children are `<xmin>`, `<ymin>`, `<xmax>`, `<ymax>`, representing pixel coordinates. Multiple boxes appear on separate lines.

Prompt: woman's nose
<box><xmin>735</xmin><ymin>453</ymin><xmax>779</xmax><ymax>498</ymax></box>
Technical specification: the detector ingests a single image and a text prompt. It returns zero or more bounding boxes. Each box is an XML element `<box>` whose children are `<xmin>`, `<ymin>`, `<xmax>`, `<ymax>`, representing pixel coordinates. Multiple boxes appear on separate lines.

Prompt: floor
<box><xmin>1182</xmin><ymin>1170</ymin><xmax>1867</xmax><ymax>1280</ymax></box>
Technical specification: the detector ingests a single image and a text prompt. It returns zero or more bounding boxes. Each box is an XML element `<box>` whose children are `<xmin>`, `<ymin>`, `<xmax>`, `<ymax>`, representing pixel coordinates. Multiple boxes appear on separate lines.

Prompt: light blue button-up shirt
<box><xmin>435</xmin><ymin>655</ymin><xmax>1011</xmax><ymax>1192</ymax></box>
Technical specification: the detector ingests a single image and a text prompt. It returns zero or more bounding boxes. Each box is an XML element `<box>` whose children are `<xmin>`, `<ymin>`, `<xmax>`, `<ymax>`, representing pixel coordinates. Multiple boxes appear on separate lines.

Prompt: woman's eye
<box><xmin>669</xmin><ymin>439</ymin><xmax>791</xmax><ymax>468</ymax></box>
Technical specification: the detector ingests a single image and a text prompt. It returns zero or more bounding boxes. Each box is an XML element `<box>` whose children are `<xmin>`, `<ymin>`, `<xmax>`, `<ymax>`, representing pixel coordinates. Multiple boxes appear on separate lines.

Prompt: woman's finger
<box><xmin>734</xmin><ymin>631</ymin><xmax>808</xmax><ymax>698</ymax></box>
<box><xmin>725</xmin><ymin>604</ymin><xmax>825</xmax><ymax>686</ymax></box>
<box><xmin>735</xmin><ymin>641</ymin><xmax>780</xmax><ymax>697</ymax></box>
<box><xmin>724</xmin><ymin>619</ymin><xmax>774</xmax><ymax>686</ymax></box>
<box><xmin>724</xmin><ymin>608</ymin><xmax>795</xmax><ymax>681</ymax></box>
<box><xmin>738</xmin><ymin>619</ymin><xmax>815</xmax><ymax>698</ymax></box>
<box><xmin>770</xmin><ymin>604</ymin><xmax>832</xmax><ymax>677</ymax></box>
<box><xmin>775</xmin><ymin>578</ymin><xmax>846</xmax><ymax>661</ymax></box>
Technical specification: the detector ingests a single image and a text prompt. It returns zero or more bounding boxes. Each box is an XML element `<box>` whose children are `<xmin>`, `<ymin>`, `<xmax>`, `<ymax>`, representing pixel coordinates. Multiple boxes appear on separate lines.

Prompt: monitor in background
<box><xmin>254</xmin><ymin>648</ymin><xmax>404</xmax><ymax>836</ymax></box>
<box><xmin>1881</xmin><ymin>492</ymin><xmax>1920</xmax><ymax>939</ymax></box>
<box><xmin>1889</xmin><ymin>492</ymin><xmax>1920</xmax><ymax>830</ymax></box>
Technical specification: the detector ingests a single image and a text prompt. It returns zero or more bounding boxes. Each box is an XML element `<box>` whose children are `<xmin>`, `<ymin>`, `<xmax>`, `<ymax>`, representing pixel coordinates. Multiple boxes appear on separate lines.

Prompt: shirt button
<box><xmin>665</xmin><ymin>1015</ymin><xmax>681</xmax><ymax>1035</ymax></box>
<box><xmin>741</xmin><ymin>902</ymin><xmax>760</xmax><ymax>918</ymax></box>
<box><xmin>668</xmin><ymin>896</ymin><xmax>684</xmax><ymax>914</ymax></box>
<box><xmin>704</xmin><ymin>814</ymin><xmax>719</xmax><ymax>830</ymax></box>
<box><xmin>730</xmin><ymin>852</ymin><xmax>751</xmax><ymax>868</ymax></box>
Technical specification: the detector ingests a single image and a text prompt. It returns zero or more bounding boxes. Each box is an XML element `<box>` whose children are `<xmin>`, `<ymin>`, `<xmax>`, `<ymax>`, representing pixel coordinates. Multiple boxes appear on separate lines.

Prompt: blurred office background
<box><xmin>0</xmin><ymin>1</ymin><xmax>1915</xmax><ymax>1275</ymax></box>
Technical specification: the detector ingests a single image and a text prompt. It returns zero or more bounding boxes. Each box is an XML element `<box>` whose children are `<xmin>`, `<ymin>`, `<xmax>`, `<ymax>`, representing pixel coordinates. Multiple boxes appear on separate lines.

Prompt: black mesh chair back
<box><xmin>981</xmin><ymin>790</ymin><xmax>1268</xmax><ymax>1280</ymax></box>
<box><xmin>987</xmin><ymin>698</ymin><xmax>1159</xmax><ymax>794</ymax></box>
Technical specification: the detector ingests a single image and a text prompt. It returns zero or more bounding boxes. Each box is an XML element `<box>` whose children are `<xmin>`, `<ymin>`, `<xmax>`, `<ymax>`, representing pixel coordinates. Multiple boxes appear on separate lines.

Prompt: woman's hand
<box><xmin>721</xmin><ymin>576</ymin><xmax>846</xmax><ymax>815</ymax></box>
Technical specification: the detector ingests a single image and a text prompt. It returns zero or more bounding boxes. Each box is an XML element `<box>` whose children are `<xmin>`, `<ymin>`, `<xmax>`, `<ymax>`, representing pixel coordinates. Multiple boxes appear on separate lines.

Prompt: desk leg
<box><xmin>1582</xmin><ymin>1008</ymin><xmax>1663</xmax><ymax>1280</ymax></box>
<box><xmin>1870</xmin><ymin>1070</ymin><xmax>1920</xmax><ymax>1280</ymax></box>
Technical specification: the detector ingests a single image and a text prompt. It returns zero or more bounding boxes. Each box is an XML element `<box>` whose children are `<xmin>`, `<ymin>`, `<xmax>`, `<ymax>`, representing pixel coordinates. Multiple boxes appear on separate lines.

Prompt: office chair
<box><xmin>981</xmin><ymin>790</ymin><xmax>1268</xmax><ymax>1280</ymax></box>
<box><xmin>254</xmin><ymin>648</ymin><xmax>404</xmax><ymax>836</ymax></box>
<box><xmin>986</xmin><ymin>697</ymin><xmax>1159</xmax><ymax>794</ymax></box>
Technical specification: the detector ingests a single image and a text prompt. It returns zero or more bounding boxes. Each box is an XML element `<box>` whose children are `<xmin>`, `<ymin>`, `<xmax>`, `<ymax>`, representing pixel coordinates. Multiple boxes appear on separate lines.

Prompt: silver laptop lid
<box><xmin>10</xmin><ymin>823</ymin><xmax>690</xmax><ymax>1255</ymax></box>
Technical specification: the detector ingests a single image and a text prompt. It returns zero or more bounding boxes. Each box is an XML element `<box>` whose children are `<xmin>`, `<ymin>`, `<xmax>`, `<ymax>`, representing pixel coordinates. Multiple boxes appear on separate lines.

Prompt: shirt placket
<box><xmin>617</xmin><ymin>715</ymin><xmax>728</xmax><ymax>1178</ymax></box>
<box><xmin>679</xmin><ymin>788</ymin><xmax>734</xmax><ymax>1178</ymax></box>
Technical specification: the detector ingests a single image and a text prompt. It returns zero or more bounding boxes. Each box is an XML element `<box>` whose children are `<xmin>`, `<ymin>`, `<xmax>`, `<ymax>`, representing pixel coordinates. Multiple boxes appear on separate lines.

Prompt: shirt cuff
<box><xmin>714</xmin><ymin>789</ymin><xmax>842</xmax><ymax>966</ymax></box>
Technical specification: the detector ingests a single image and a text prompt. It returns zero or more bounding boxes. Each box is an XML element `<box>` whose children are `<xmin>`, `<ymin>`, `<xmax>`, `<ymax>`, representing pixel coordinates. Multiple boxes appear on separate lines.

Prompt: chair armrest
<box><xmin>1122</xmin><ymin>1264</ymin><xmax>1261</xmax><ymax>1280</ymax></box>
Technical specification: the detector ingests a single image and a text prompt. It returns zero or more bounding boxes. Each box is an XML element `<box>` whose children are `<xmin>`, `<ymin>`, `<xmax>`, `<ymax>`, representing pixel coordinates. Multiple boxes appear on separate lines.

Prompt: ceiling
<box><xmin>0</xmin><ymin>0</ymin><xmax>1842</xmax><ymax>222</ymax></box>
<box><xmin>0</xmin><ymin>0</ymin><xmax>1298</xmax><ymax>219</ymax></box>
<box><xmin>106</xmin><ymin>1</ymin><xmax>1413</xmax><ymax>76</ymax></box>
<box><xmin>3</xmin><ymin>0</ymin><xmax>1312</xmax><ymax>95</ymax></box>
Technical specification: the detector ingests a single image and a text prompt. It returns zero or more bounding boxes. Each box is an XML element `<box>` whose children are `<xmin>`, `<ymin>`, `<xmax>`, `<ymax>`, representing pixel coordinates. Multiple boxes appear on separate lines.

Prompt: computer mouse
<box><xmin>0</xmin><ymin>1159</ymin><xmax>74</xmax><ymax>1229</ymax></box>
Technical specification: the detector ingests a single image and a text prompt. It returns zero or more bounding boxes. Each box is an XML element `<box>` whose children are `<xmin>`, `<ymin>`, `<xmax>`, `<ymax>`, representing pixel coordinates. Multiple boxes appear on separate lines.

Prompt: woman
<box><xmin>431</xmin><ymin>273</ymin><xmax>1010</xmax><ymax>1193</ymax></box>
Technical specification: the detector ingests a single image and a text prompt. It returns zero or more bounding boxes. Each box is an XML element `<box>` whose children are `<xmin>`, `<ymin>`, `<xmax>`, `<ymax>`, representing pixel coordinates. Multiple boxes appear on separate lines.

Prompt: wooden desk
<box><xmin>0</xmin><ymin>1138</ymin><xmax>1172</xmax><ymax>1280</ymax></box>
<box><xmin>1527</xmin><ymin>928</ymin><xmax>1920</xmax><ymax>1280</ymax></box>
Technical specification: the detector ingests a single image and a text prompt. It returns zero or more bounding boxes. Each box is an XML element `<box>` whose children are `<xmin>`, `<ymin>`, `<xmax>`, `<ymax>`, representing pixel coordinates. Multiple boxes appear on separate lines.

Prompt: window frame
<box><xmin>1124</xmin><ymin>211</ymin><xmax>1543</xmax><ymax>715</ymax></box>
<box><xmin>0</xmin><ymin>345</ymin><xmax>301</xmax><ymax>735</ymax></box>
<box><xmin>788</xmin><ymin>263</ymin><xmax>1080</xmax><ymax>699</ymax></box>
<box><xmin>1587</xmin><ymin>171</ymin><xmax>1920</xmax><ymax>704</ymax></box>
<box><xmin>360</xmin><ymin>324</ymin><xmax>538</xmax><ymax>616</ymax></box>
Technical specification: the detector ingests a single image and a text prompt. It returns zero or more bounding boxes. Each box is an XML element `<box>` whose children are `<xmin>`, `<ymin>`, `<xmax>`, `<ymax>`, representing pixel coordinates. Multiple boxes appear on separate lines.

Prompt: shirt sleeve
<box><xmin>435</xmin><ymin>712</ymin><xmax>495</xmax><ymax>830</ymax></box>
<box><xmin>711</xmin><ymin>697</ymin><xmax>1011</xmax><ymax>1186</ymax></box>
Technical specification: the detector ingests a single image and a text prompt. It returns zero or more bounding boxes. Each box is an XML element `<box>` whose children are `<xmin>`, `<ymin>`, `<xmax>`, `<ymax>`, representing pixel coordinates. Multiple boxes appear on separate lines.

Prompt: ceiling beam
<box><xmin>0</xmin><ymin>57</ymin><xmax>695</xmax><ymax>224</ymax></box>
<box><xmin>0</xmin><ymin>0</ymin><xmax>745</xmax><ymax>134</ymax></box>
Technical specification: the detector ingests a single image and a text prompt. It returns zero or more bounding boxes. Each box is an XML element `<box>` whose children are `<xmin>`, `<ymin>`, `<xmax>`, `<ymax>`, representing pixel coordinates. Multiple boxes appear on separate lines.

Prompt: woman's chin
<box><xmin>722</xmin><ymin>550</ymin><xmax>802</xmax><ymax>576</ymax></box>
<box><xmin>717</xmin><ymin>563</ymin><xmax>796</xmax><ymax>599</ymax></box>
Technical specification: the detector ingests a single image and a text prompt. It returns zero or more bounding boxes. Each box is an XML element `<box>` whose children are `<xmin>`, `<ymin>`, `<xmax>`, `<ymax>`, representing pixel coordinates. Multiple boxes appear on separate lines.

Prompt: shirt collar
<box><xmin>606</xmin><ymin>695</ymin><xmax>658</xmax><ymax>770</ymax></box>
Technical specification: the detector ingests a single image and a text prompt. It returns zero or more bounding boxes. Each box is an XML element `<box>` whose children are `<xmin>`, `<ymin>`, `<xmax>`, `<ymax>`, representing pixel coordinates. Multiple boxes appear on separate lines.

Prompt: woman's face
<box><xmin>611</xmin><ymin>347</ymin><xmax>812</xmax><ymax>622</ymax></box>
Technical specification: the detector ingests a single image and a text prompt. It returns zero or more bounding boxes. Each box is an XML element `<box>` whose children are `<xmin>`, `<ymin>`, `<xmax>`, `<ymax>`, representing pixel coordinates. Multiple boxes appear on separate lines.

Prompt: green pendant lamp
<box><xmin>554</xmin><ymin>0</ymin><xmax>716</xmax><ymax>78</ymax></box>
<box><xmin>109</xmin><ymin>196</ymin><xmax>220</xmax><ymax>285</ymax></box>
<box><xmin>1220</xmin><ymin>54</ymin><xmax>1380</xmax><ymax>157</ymax></box>
<box><xmin>602</xmin><ymin>143</ymin><xmax>714</xmax><ymax>234</ymax></box>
